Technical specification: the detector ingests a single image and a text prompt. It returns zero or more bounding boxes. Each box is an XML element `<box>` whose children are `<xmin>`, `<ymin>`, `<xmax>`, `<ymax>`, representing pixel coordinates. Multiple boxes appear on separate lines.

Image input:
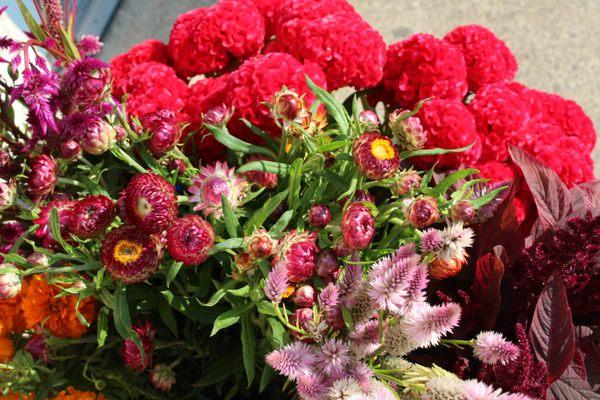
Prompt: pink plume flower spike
<box><xmin>264</xmin><ymin>262</ymin><xmax>289</xmax><ymax>302</ymax></box>
<box><xmin>347</xmin><ymin>361</ymin><xmax>374</xmax><ymax>392</ymax></box>
<box><xmin>296</xmin><ymin>373</ymin><xmax>328</xmax><ymax>400</ymax></box>
<box><xmin>473</xmin><ymin>331</ymin><xmax>520</xmax><ymax>365</ymax></box>
<box><xmin>420</xmin><ymin>228</ymin><xmax>443</xmax><ymax>252</ymax></box>
<box><xmin>265</xmin><ymin>342</ymin><xmax>315</xmax><ymax>380</ymax></box>
<box><xmin>349</xmin><ymin>319</ymin><xmax>386</xmax><ymax>356</ymax></box>
<box><xmin>401</xmin><ymin>302</ymin><xmax>462</xmax><ymax>348</ymax></box>
<box><xmin>316</xmin><ymin>338</ymin><xmax>351</xmax><ymax>377</ymax></box>
<box><xmin>319</xmin><ymin>282</ymin><xmax>343</xmax><ymax>330</ymax></box>
<box><xmin>397</xmin><ymin>263</ymin><xmax>429</xmax><ymax>316</ymax></box>
<box><xmin>367</xmin><ymin>255</ymin><xmax>419</xmax><ymax>314</ymax></box>
<box><xmin>338</xmin><ymin>263</ymin><xmax>363</xmax><ymax>308</ymax></box>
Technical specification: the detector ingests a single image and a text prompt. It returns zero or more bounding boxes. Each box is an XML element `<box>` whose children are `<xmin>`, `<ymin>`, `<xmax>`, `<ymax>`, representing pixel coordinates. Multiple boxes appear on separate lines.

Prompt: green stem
<box><xmin>440</xmin><ymin>338</ymin><xmax>475</xmax><ymax>347</ymax></box>
<box><xmin>273</xmin><ymin>302</ymin><xmax>307</xmax><ymax>335</ymax></box>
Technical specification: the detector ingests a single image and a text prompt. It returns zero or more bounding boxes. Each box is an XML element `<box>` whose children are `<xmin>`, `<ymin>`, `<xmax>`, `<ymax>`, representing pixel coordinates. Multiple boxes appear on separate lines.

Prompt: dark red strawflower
<box><xmin>141</xmin><ymin>108</ymin><xmax>181</xmax><ymax>155</ymax></box>
<box><xmin>166</xmin><ymin>214</ymin><xmax>215</xmax><ymax>266</ymax></box>
<box><xmin>352</xmin><ymin>132</ymin><xmax>400</xmax><ymax>180</ymax></box>
<box><xmin>34</xmin><ymin>199</ymin><xmax>76</xmax><ymax>248</ymax></box>
<box><xmin>479</xmin><ymin>323</ymin><xmax>548</xmax><ymax>398</ymax></box>
<box><xmin>68</xmin><ymin>195</ymin><xmax>116</xmax><ymax>238</ymax></box>
<box><xmin>274</xmin><ymin>230</ymin><xmax>319</xmax><ymax>283</ymax></box>
<box><xmin>122</xmin><ymin>173</ymin><xmax>178</xmax><ymax>234</ymax></box>
<box><xmin>100</xmin><ymin>226</ymin><xmax>162</xmax><ymax>284</ymax></box>
<box><xmin>28</xmin><ymin>155</ymin><xmax>57</xmax><ymax>198</ymax></box>
<box><xmin>25</xmin><ymin>331</ymin><xmax>49</xmax><ymax>364</ymax></box>
<box><xmin>59</xmin><ymin>140</ymin><xmax>82</xmax><ymax>160</ymax></box>
<box><xmin>0</xmin><ymin>220</ymin><xmax>26</xmax><ymax>245</ymax></box>
<box><xmin>122</xmin><ymin>320</ymin><xmax>155</xmax><ymax>372</ymax></box>
<box><xmin>242</xmin><ymin>155</ymin><xmax>279</xmax><ymax>189</ymax></box>
<box><xmin>341</xmin><ymin>202</ymin><xmax>375</xmax><ymax>250</ymax></box>
<box><xmin>308</xmin><ymin>204</ymin><xmax>332</xmax><ymax>228</ymax></box>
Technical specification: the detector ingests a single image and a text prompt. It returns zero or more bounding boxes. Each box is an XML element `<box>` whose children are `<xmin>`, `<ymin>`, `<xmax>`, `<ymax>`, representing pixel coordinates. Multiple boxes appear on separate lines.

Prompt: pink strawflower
<box><xmin>188</xmin><ymin>161</ymin><xmax>248</xmax><ymax>218</ymax></box>
<box><xmin>265</xmin><ymin>341</ymin><xmax>315</xmax><ymax>379</ymax></box>
<box><xmin>296</xmin><ymin>373</ymin><xmax>328</xmax><ymax>400</ymax></box>
<box><xmin>338</xmin><ymin>264</ymin><xmax>363</xmax><ymax>308</ymax></box>
<box><xmin>34</xmin><ymin>199</ymin><xmax>76</xmax><ymax>248</ymax></box>
<box><xmin>421</xmin><ymin>229</ymin><xmax>443</xmax><ymax>252</ymax></box>
<box><xmin>402</xmin><ymin>302</ymin><xmax>461</xmax><ymax>348</ymax></box>
<box><xmin>473</xmin><ymin>331</ymin><xmax>520</xmax><ymax>365</ymax></box>
<box><xmin>264</xmin><ymin>262</ymin><xmax>289</xmax><ymax>302</ymax></box>
<box><xmin>316</xmin><ymin>339</ymin><xmax>350</xmax><ymax>377</ymax></box>
<box><xmin>349</xmin><ymin>319</ymin><xmax>385</xmax><ymax>356</ymax></box>
<box><xmin>122</xmin><ymin>320</ymin><xmax>155</xmax><ymax>372</ymax></box>
<box><xmin>341</xmin><ymin>202</ymin><xmax>375</xmax><ymax>250</ymax></box>
<box><xmin>274</xmin><ymin>230</ymin><xmax>319</xmax><ymax>283</ymax></box>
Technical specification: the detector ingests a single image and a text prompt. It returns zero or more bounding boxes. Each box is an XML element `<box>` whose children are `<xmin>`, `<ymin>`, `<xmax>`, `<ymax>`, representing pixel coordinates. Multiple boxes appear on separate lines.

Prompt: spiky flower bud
<box><xmin>358</xmin><ymin>110</ymin><xmax>380</xmax><ymax>129</ymax></box>
<box><xmin>244</xmin><ymin>229</ymin><xmax>277</xmax><ymax>259</ymax></box>
<box><xmin>0</xmin><ymin>270</ymin><xmax>21</xmax><ymax>299</ymax></box>
<box><xmin>292</xmin><ymin>285</ymin><xmax>316</xmax><ymax>308</ymax></box>
<box><xmin>242</xmin><ymin>155</ymin><xmax>278</xmax><ymax>189</ymax></box>
<box><xmin>272</xmin><ymin>89</ymin><xmax>308</xmax><ymax>123</ymax></box>
<box><xmin>391</xmin><ymin>170</ymin><xmax>421</xmax><ymax>196</ymax></box>
<box><xmin>189</xmin><ymin>162</ymin><xmax>248</xmax><ymax>218</ymax></box>
<box><xmin>141</xmin><ymin>108</ymin><xmax>181</xmax><ymax>155</ymax></box>
<box><xmin>473</xmin><ymin>331</ymin><xmax>520</xmax><ymax>365</ymax></box>
<box><xmin>342</xmin><ymin>202</ymin><xmax>375</xmax><ymax>250</ymax></box>
<box><xmin>204</xmin><ymin>104</ymin><xmax>232</xmax><ymax>127</ymax></box>
<box><xmin>82</xmin><ymin>120</ymin><xmax>116</xmax><ymax>155</ymax></box>
<box><xmin>308</xmin><ymin>204</ymin><xmax>332</xmax><ymax>228</ymax></box>
<box><xmin>0</xmin><ymin>179</ymin><xmax>16</xmax><ymax>211</ymax></box>
<box><xmin>315</xmin><ymin>249</ymin><xmax>340</xmax><ymax>280</ymax></box>
<box><xmin>451</xmin><ymin>200</ymin><xmax>475</xmax><ymax>223</ymax></box>
<box><xmin>405</xmin><ymin>196</ymin><xmax>440</xmax><ymax>228</ymax></box>
<box><xmin>122</xmin><ymin>320</ymin><xmax>155</xmax><ymax>371</ymax></box>
<box><xmin>150</xmin><ymin>364</ymin><xmax>176</xmax><ymax>392</ymax></box>
<box><xmin>389</xmin><ymin>109</ymin><xmax>427</xmax><ymax>151</ymax></box>
<box><xmin>274</xmin><ymin>230</ymin><xmax>319</xmax><ymax>283</ymax></box>
<box><xmin>28</xmin><ymin>154</ymin><xmax>57</xmax><ymax>197</ymax></box>
<box><xmin>166</xmin><ymin>214</ymin><xmax>215</xmax><ymax>266</ymax></box>
<box><xmin>68</xmin><ymin>195</ymin><xmax>116</xmax><ymax>238</ymax></box>
<box><xmin>123</xmin><ymin>173</ymin><xmax>178</xmax><ymax>233</ymax></box>
<box><xmin>352</xmin><ymin>132</ymin><xmax>400</xmax><ymax>180</ymax></box>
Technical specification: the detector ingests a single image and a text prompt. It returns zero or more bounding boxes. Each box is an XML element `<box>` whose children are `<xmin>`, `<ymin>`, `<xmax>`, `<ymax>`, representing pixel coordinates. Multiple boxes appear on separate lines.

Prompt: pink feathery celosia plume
<box><xmin>338</xmin><ymin>263</ymin><xmax>363</xmax><ymax>308</ymax></box>
<box><xmin>473</xmin><ymin>331</ymin><xmax>520</xmax><ymax>365</ymax></box>
<box><xmin>348</xmin><ymin>319</ymin><xmax>385</xmax><ymax>356</ymax></box>
<box><xmin>264</xmin><ymin>262</ymin><xmax>289</xmax><ymax>302</ymax></box>
<box><xmin>265</xmin><ymin>342</ymin><xmax>315</xmax><ymax>379</ymax></box>
<box><xmin>316</xmin><ymin>338</ymin><xmax>351</xmax><ymax>377</ymax></box>
<box><xmin>402</xmin><ymin>302</ymin><xmax>461</xmax><ymax>348</ymax></box>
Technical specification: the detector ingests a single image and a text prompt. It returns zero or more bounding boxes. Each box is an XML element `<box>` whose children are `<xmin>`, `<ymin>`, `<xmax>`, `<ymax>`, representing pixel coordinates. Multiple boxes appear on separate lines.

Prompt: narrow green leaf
<box><xmin>256</xmin><ymin>300</ymin><xmax>277</xmax><ymax>317</ymax></box>
<box><xmin>306</xmin><ymin>76</ymin><xmax>350</xmax><ymax>135</ymax></box>
<box><xmin>287</xmin><ymin>159</ymin><xmax>303</xmax><ymax>210</ymax></box>
<box><xmin>471</xmin><ymin>185</ymin><xmax>509</xmax><ymax>209</ymax></box>
<box><xmin>340</xmin><ymin>305</ymin><xmax>354</xmax><ymax>331</ymax></box>
<box><xmin>49</xmin><ymin>207</ymin><xmax>70</xmax><ymax>251</ymax></box>
<box><xmin>266</xmin><ymin>318</ymin><xmax>290</xmax><ymax>349</ymax></box>
<box><xmin>210</xmin><ymin>302</ymin><xmax>254</xmax><ymax>336</ymax></box>
<box><xmin>316</xmin><ymin>140</ymin><xmax>350</xmax><ymax>153</ymax></box>
<box><xmin>302</xmin><ymin>153</ymin><xmax>325</xmax><ymax>173</ymax></box>
<box><xmin>259</xmin><ymin>366</ymin><xmax>274</xmax><ymax>393</ymax></box>
<box><xmin>269</xmin><ymin>210</ymin><xmax>294</xmax><ymax>236</ymax></box>
<box><xmin>16</xmin><ymin>0</ymin><xmax>46</xmax><ymax>42</ymax></box>
<box><xmin>241</xmin><ymin>119</ymin><xmax>279</xmax><ymax>150</ymax></box>
<box><xmin>59</xmin><ymin>27</ymin><xmax>81</xmax><ymax>60</ymax></box>
<box><xmin>162</xmin><ymin>291</ymin><xmax>227</xmax><ymax>323</ymax></box>
<box><xmin>165</xmin><ymin>261</ymin><xmax>183</xmax><ymax>287</ymax></box>
<box><xmin>238</xmin><ymin>160</ymin><xmax>290</xmax><ymax>176</ymax></box>
<box><xmin>210</xmin><ymin>238</ymin><xmax>244</xmax><ymax>254</ymax></box>
<box><xmin>113</xmin><ymin>283</ymin><xmax>145</xmax><ymax>364</ymax></box>
<box><xmin>198</xmin><ymin>280</ymin><xmax>238</xmax><ymax>307</ymax></box>
<box><xmin>158</xmin><ymin>302</ymin><xmax>179</xmax><ymax>338</ymax></box>
<box><xmin>228</xmin><ymin>285</ymin><xmax>250</xmax><ymax>297</ymax></box>
<box><xmin>401</xmin><ymin>143</ymin><xmax>474</xmax><ymax>160</ymax></box>
<box><xmin>421</xmin><ymin>164</ymin><xmax>437</xmax><ymax>190</ymax></box>
<box><xmin>96</xmin><ymin>306</ymin><xmax>109</xmax><ymax>347</ymax></box>
<box><xmin>222</xmin><ymin>195</ymin><xmax>241</xmax><ymax>237</ymax></box>
<box><xmin>433</xmin><ymin>168</ymin><xmax>479</xmax><ymax>196</ymax></box>
<box><xmin>194</xmin><ymin>350</ymin><xmax>243</xmax><ymax>387</ymax></box>
<box><xmin>243</xmin><ymin>190</ymin><xmax>289</xmax><ymax>234</ymax></box>
<box><xmin>207</xmin><ymin>125</ymin><xmax>275</xmax><ymax>157</ymax></box>
<box><xmin>241</xmin><ymin>314</ymin><xmax>256</xmax><ymax>387</ymax></box>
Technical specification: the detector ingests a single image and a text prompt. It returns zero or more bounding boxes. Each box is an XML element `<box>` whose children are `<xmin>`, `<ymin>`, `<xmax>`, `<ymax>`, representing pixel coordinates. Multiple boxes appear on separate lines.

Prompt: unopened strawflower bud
<box><xmin>28</xmin><ymin>154</ymin><xmax>57</xmax><ymax>197</ymax></box>
<box><xmin>292</xmin><ymin>285</ymin><xmax>316</xmax><ymax>308</ymax></box>
<box><xmin>0</xmin><ymin>270</ymin><xmax>21</xmax><ymax>299</ymax></box>
<box><xmin>307</xmin><ymin>204</ymin><xmax>332</xmax><ymax>228</ymax></box>
<box><xmin>290</xmin><ymin>307</ymin><xmax>314</xmax><ymax>340</ymax></box>
<box><xmin>204</xmin><ymin>104</ymin><xmax>232</xmax><ymax>127</ymax></box>
<box><xmin>391</xmin><ymin>170</ymin><xmax>421</xmax><ymax>196</ymax></box>
<box><xmin>69</xmin><ymin>195</ymin><xmax>116</xmax><ymax>238</ymax></box>
<box><xmin>150</xmin><ymin>364</ymin><xmax>176</xmax><ymax>392</ymax></box>
<box><xmin>315</xmin><ymin>249</ymin><xmax>340</xmax><ymax>279</ymax></box>
<box><xmin>166</xmin><ymin>214</ymin><xmax>215</xmax><ymax>266</ymax></box>
<box><xmin>25</xmin><ymin>332</ymin><xmax>49</xmax><ymax>363</ymax></box>
<box><xmin>342</xmin><ymin>203</ymin><xmax>375</xmax><ymax>250</ymax></box>
<box><xmin>122</xmin><ymin>320</ymin><xmax>155</xmax><ymax>371</ymax></box>
<box><xmin>352</xmin><ymin>132</ymin><xmax>400</xmax><ymax>180</ymax></box>
<box><xmin>405</xmin><ymin>196</ymin><xmax>440</xmax><ymax>228</ymax></box>
<box><xmin>451</xmin><ymin>200</ymin><xmax>475</xmax><ymax>223</ymax></box>
<box><xmin>0</xmin><ymin>179</ymin><xmax>16</xmax><ymax>211</ymax></box>
<box><xmin>234</xmin><ymin>251</ymin><xmax>255</xmax><ymax>274</ymax></box>
<box><xmin>389</xmin><ymin>109</ymin><xmax>427</xmax><ymax>151</ymax></box>
<box><xmin>82</xmin><ymin>120</ymin><xmax>116</xmax><ymax>155</ymax></box>
<box><xmin>274</xmin><ymin>230</ymin><xmax>319</xmax><ymax>283</ymax></box>
<box><xmin>59</xmin><ymin>140</ymin><xmax>82</xmax><ymax>161</ymax></box>
<box><xmin>27</xmin><ymin>253</ymin><xmax>49</xmax><ymax>268</ymax></box>
<box><xmin>358</xmin><ymin>110</ymin><xmax>380</xmax><ymax>129</ymax></box>
<box><xmin>245</xmin><ymin>229</ymin><xmax>276</xmax><ymax>259</ymax></box>
<box><xmin>168</xmin><ymin>159</ymin><xmax>187</xmax><ymax>174</ymax></box>
<box><xmin>272</xmin><ymin>89</ymin><xmax>307</xmax><ymax>123</ymax></box>
<box><xmin>141</xmin><ymin>108</ymin><xmax>181</xmax><ymax>155</ymax></box>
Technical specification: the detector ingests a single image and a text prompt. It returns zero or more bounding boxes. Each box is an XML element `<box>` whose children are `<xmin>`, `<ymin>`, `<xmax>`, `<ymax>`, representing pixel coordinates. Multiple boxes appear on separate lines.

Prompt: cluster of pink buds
<box><xmin>388</xmin><ymin>109</ymin><xmax>427</xmax><ymax>151</ymax></box>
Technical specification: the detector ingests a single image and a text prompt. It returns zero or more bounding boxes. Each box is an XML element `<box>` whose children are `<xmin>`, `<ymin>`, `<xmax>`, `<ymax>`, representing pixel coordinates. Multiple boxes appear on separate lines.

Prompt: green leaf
<box><xmin>316</xmin><ymin>140</ymin><xmax>350</xmax><ymax>153</ymax></box>
<box><xmin>113</xmin><ymin>282</ymin><xmax>145</xmax><ymax>363</ymax></box>
<box><xmin>59</xmin><ymin>26</ymin><xmax>81</xmax><ymax>60</ymax></box>
<box><xmin>471</xmin><ymin>185</ymin><xmax>509</xmax><ymax>209</ymax></box>
<box><xmin>432</xmin><ymin>168</ymin><xmax>479</xmax><ymax>196</ymax></box>
<box><xmin>306</xmin><ymin>76</ymin><xmax>350</xmax><ymax>135</ymax></box>
<box><xmin>401</xmin><ymin>143</ymin><xmax>474</xmax><ymax>160</ymax></box>
<box><xmin>158</xmin><ymin>302</ymin><xmax>179</xmax><ymax>338</ymax></box>
<box><xmin>266</xmin><ymin>318</ymin><xmax>289</xmax><ymax>349</ymax></box>
<box><xmin>96</xmin><ymin>307</ymin><xmax>109</xmax><ymax>347</ymax></box>
<box><xmin>194</xmin><ymin>350</ymin><xmax>243</xmax><ymax>387</ymax></box>
<box><xmin>259</xmin><ymin>366</ymin><xmax>274</xmax><ymax>393</ymax></box>
<box><xmin>287</xmin><ymin>158</ymin><xmax>303</xmax><ymax>210</ymax></box>
<box><xmin>421</xmin><ymin>164</ymin><xmax>437</xmax><ymax>190</ymax></box>
<box><xmin>228</xmin><ymin>285</ymin><xmax>250</xmax><ymax>297</ymax></box>
<box><xmin>222</xmin><ymin>195</ymin><xmax>241</xmax><ymax>237</ymax></box>
<box><xmin>198</xmin><ymin>280</ymin><xmax>239</xmax><ymax>307</ymax></box>
<box><xmin>165</xmin><ymin>261</ymin><xmax>183</xmax><ymax>287</ymax></box>
<box><xmin>241</xmin><ymin>314</ymin><xmax>256</xmax><ymax>387</ymax></box>
<box><xmin>340</xmin><ymin>305</ymin><xmax>354</xmax><ymax>331</ymax></box>
<box><xmin>16</xmin><ymin>0</ymin><xmax>46</xmax><ymax>42</ymax></box>
<box><xmin>269</xmin><ymin>210</ymin><xmax>294</xmax><ymax>236</ymax></box>
<box><xmin>162</xmin><ymin>291</ymin><xmax>226</xmax><ymax>324</ymax></box>
<box><xmin>210</xmin><ymin>302</ymin><xmax>255</xmax><ymax>336</ymax></box>
<box><xmin>243</xmin><ymin>190</ymin><xmax>289</xmax><ymax>234</ymax></box>
<box><xmin>49</xmin><ymin>207</ymin><xmax>71</xmax><ymax>252</ymax></box>
<box><xmin>241</xmin><ymin>119</ymin><xmax>279</xmax><ymax>150</ymax></box>
<box><xmin>238</xmin><ymin>160</ymin><xmax>290</xmax><ymax>176</ymax></box>
<box><xmin>210</xmin><ymin>238</ymin><xmax>244</xmax><ymax>254</ymax></box>
<box><xmin>207</xmin><ymin>125</ymin><xmax>275</xmax><ymax>157</ymax></box>
<box><xmin>256</xmin><ymin>300</ymin><xmax>277</xmax><ymax>317</ymax></box>
<box><xmin>302</xmin><ymin>153</ymin><xmax>325</xmax><ymax>173</ymax></box>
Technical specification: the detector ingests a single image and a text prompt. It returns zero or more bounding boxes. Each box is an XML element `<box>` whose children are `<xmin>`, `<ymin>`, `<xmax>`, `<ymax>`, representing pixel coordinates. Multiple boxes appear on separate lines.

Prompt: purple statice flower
<box><xmin>319</xmin><ymin>283</ymin><xmax>343</xmax><ymax>330</ymax></box>
<box><xmin>473</xmin><ymin>331</ymin><xmax>520</xmax><ymax>365</ymax></box>
<box><xmin>401</xmin><ymin>302</ymin><xmax>461</xmax><ymax>348</ymax></box>
<box><xmin>296</xmin><ymin>373</ymin><xmax>328</xmax><ymax>400</ymax></box>
<box><xmin>316</xmin><ymin>339</ymin><xmax>350</xmax><ymax>377</ymax></box>
<box><xmin>264</xmin><ymin>262</ymin><xmax>289</xmax><ymax>302</ymax></box>
<box><xmin>78</xmin><ymin>35</ymin><xmax>103</xmax><ymax>55</ymax></box>
<box><xmin>338</xmin><ymin>264</ymin><xmax>363</xmax><ymax>308</ymax></box>
<box><xmin>265</xmin><ymin>342</ymin><xmax>315</xmax><ymax>380</ymax></box>
<box><xmin>349</xmin><ymin>319</ymin><xmax>385</xmax><ymax>356</ymax></box>
<box><xmin>420</xmin><ymin>228</ymin><xmax>442</xmax><ymax>252</ymax></box>
<box><xmin>367</xmin><ymin>252</ymin><xmax>420</xmax><ymax>314</ymax></box>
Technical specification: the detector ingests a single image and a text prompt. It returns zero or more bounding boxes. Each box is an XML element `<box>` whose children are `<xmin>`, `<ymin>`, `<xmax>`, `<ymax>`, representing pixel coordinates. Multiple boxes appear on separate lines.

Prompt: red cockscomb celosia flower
<box><xmin>68</xmin><ymin>195</ymin><xmax>115</xmax><ymax>238</ymax></box>
<box><xmin>444</xmin><ymin>24</ymin><xmax>518</xmax><ymax>91</ymax></box>
<box><xmin>166</xmin><ymin>214</ymin><xmax>215</xmax><ymax>266</ymax></box>
<box><xmin>383</xmin><ymin>33</ymin><xmax>468</xmax><ymax>108</ymax></box>
<box><xmin>100</xmin><ymin>226</ymin><xmax>162</xmax><ymax>284</ymax></box>
<box><xmin>352</xmin><ymin>132</ymin><xmax>400</xmax><ymax>180</ymax></box>
<box><xmin>110</xmin><ymin>39</ymin><xmax>169</xmax><ymax>99</ymax></box>
<box><xmin>122</xmin><ymin>320</ymin><xmax>155</xmax><ymax>372</ymax></box>
<box><xmin>270</xmin><ymin>0</ymin><xmax>355</xmax><ymax>35</ymax></box>
<box><xmin>122</xmin><ymin>173</ymin><xmax>178</xmax><ymax>233</ymax></box>
<box><xmin>140</xmin><ymin>108</ymin><xmax>181</xmax><ymax>155</ymax></box>
<box><xmin>274</xmin><ymin>230</ymin><xmax>319</xmax><ymax>283</ymax></box>
<box><xmin>414</xmin><ymin>99</ymin><xmax>480</xmax><ymax>169</ymax></box>
<box><xmin>28</xmin><ymin>154</ymin><xmax>57</xmax><ymax>198</ymax></box>
<box><xmin>341</xmin><ymin>202</ymin><xmax>375</xmax><ymax>250</ymax></box>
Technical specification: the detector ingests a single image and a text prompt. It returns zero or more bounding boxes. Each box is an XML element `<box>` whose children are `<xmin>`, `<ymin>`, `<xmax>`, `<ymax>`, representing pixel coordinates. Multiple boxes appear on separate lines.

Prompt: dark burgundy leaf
<box><xmin>529</xmin><ymin>272</ymin><xmax>576</xmax><ymax>384</ymax></box>
<box><xmin>546</xmin><ymin>371</ymin><xmax>600</xmax><ymax>400</ymax></box>
<box><xmin>509</xmin><ymin>146</ymin><xmax>573</xmax><ymax>229</ymax></box>
<box><xmin>472</xmin><ymin>252</ymin><xmax>503</xmax><ymax>329</ymax></box>
<box><xmin>571</xmin><ymin>181</ymin><xmax>600</xmax><ymax>218</ymax></box>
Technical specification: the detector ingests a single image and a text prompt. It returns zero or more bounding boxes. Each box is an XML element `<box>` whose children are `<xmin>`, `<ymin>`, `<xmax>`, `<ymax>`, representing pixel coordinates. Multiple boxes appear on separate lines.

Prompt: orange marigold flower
<box><xmin>0</xmin><ymin>280</ymin><xmax>28</xmax><ymax>336</ymax></box>
<box><xmin>0</xmin><ymin>336</ymin><xmax>14</xmax><ymax>362</ymax></box>
<box><xmin>21</xmin><ymin>275</ymin><xmax>97</xmax><ymax>339</ymax></box>
<box><xmin>0</xmin><ymin>392</ymin><xmax>35</xmax><ymax>400</ymax></box>
<box><xmin>51</xmin><ymin>387</ymin><xmax>105</xmax><ymax>400</ymax></box>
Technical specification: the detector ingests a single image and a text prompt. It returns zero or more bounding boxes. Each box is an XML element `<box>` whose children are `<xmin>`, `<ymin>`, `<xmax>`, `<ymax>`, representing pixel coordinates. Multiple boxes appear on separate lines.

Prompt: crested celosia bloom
<box><xmin>316</xmin><ymin>338</ymin><xmax>351</xmax><ymax>377</ymax></box>
<box><xmin>122</xmin><ymin>320</ymin><xmax>155</xmax><ymax>372</ymax></box>
<box><xmin>473</xmin><ymin>331</ymin><xmax>520</xmax><ymax>365</ymax></box>
<box><xmin>28</xmin><ymin>154</ymin><xmax>57</xmax><ymax>197</ymax></box>
<box><xmin>241</xmin><ymin>155</ymin><xmax>279</xmax><ymax>189</ymax></box>
<box><xmin>166</xmin><ymin>214</ymin><xmax>215</xmax><ymax>266</ymax></box>
<box><xmin>150</xmin><ymin>364</ymin><xmax>176</xmax><ymax>392</ymax></box>
<box><xmin>122</xmin><ymin>172</ymin><xmax>178</xmax><ymax>233</ymax></box>
<box><xmin>307</xmin><ymin>204</ymin><xmax>332</xmax><ymax>228</ymax></box>
<box><xmin>383</xmin><ymin>33</ymin><xmax>468</xmax><ymax>108</ymax></box>
<box><xmin>388</xmin><ymin>109</ymin><xmax>427</xmax><ymax>151</ymax></box>
<box><xmin>341</xmin><ymin>202</ymin><xmax>375</xmax><ymax>250</ymax></box>
<box><xmin>140</xmin><ymin>108</ymin><xmax>181</xmax><ymax>155</ymax></box>
<box><xmin>188</xmin><ymin>161</ymin><xmax>248</xmax><ymax>218</ymax></box>
<box><xmin>405</xmin><ymin>196</ymin><xmax>440</xmax><ymax>228</ymax></box>
<box><xmin>100</xmin><ymin>226</ymin><xmax>162</xmax><ymax>284</ymax></box>
<box><xmin>245</xmin><ymin>228</ymin><xmax>277</xmax><ymax>259</ymax></box>
<box><xmin>0</xmin><ymin>271</ymin><xmax>21</xmax><ymax>300</ymax></box>
<box><xmin>21</xmin><ymin>274</ymin><xmax>97</xmax><ymax>339</ymax></box>
<box><xmin>68</xmin><ymin>195</ymin><xmax>115</xmax><ymax>238</ymax></box>
<box><xmin>401</xmin><ymin>302</ymin><xmax>461</xmax><ymax>348</ymax></box>
<box><xmin>274</xmin><ymin>230</ymin><xmax>319</xmax><ymax>283</ymax></box>
<box><xmin>264</xmin><ymin>261</ymin><xmax>289</xmax><ymax>302</ymax></box>
<box><xmin>265</xmin><ymin>341</ymin><xmax>315</xmax><ymax>379</ymax></box>
<box><xmin>352</xmin><ymin>132</ymin><xmax>400</xmax><ymax>180</ymax></box>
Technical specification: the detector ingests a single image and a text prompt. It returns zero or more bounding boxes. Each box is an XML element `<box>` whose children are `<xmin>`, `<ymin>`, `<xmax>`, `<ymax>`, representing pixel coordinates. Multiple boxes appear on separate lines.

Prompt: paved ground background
<box><xmin>100</xmin><ymin>0</ymin><xmax>600</xmax><ymax>171</ymax></box>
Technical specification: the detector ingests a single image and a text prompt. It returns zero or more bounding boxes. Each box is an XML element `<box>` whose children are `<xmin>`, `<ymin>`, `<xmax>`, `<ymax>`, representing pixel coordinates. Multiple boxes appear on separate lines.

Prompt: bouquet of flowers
<box><xmin>0</xmin><ymin>0</ymin><xmax>598</xmax><ymax>399</ymax></box>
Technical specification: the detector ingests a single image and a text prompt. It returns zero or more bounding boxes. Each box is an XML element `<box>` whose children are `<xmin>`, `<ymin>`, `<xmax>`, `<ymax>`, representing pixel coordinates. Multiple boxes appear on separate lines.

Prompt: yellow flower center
<box><xmin>370</xmin><ymin>138</ymin><xmax>396</xmax><ymax>160</ymax></box>
<box><xmin>113</xmin><ymin>239</ymin><xmax>143</xmax><ymax>264</ymax></box>
<box><xmin>282</xmin><ymin>285</ymin><xmax>295</xmax><ymax>299</ymax></box>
